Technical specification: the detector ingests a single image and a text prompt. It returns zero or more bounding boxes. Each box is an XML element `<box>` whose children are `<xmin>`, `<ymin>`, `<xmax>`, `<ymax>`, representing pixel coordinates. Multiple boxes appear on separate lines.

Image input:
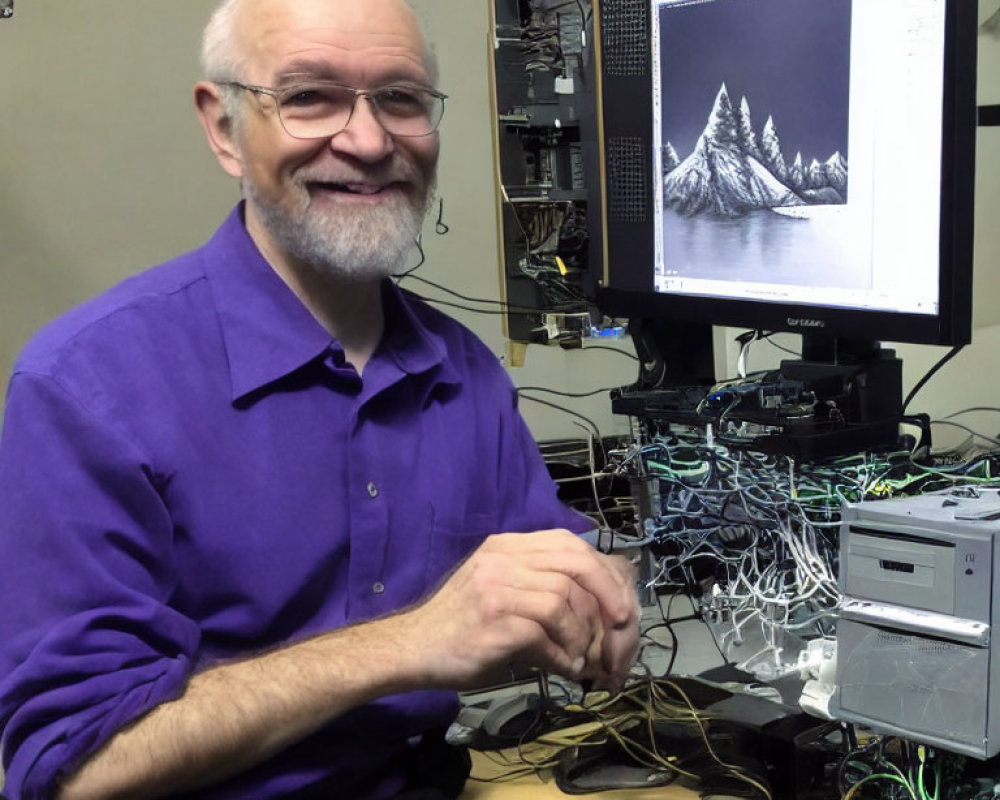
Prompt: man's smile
<box><xmin>305</xmin><ymin>180</ymin><xmax>405</xmax><ymax>199</ymax></box>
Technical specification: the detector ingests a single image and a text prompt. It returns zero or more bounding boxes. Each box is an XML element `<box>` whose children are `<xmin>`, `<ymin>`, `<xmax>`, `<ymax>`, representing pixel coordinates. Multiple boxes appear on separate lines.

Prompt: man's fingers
<box><xmin>483</xmin><ymin>532</ymin><xmax>640</xmax><ymax>681</ymax></box>
<box><xmin>425</xmin><ymin>530</ymin><xmax>642</xmax><ymax>688</ymax></box>
<box><xmin>489</xmin><ymin>577</ymin><xmax>599</xmax><ymax>674</ymax></box>
<box><xmin>485</xmin><ymin>531</ymin><xmax>637</xmax><ymax>628</ymax></box>
<box><xmin>498</xmin><ymin>615</ymin><xmax>585</xmax><ymax>678</ymax></box>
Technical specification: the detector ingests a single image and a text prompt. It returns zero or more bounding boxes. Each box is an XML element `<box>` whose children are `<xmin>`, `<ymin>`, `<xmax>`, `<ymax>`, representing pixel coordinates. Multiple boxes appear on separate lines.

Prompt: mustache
<box><xmin>294</xmin><ymin>162</ymin><xmax>423</xmax><ymax>188</ymax></box>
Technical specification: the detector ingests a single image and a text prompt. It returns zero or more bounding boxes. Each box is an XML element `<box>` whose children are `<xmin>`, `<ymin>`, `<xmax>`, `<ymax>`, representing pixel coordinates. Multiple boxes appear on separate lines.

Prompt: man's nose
<box><xmin>330</xmin><ymin>96</ymin><xmax>395</xmax><ymax>162</ymax></box>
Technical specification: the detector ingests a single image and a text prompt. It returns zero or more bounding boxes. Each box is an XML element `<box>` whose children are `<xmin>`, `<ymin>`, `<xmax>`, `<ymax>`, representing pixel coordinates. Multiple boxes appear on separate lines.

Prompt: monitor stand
<box><xmin>768</xmin><ymin>336</ymin><xmax>903</xmax><ymax>459</ymax></box>
<box><xmin>609</xmin><ymin>318</ymin><xmax>715</xmax><ymax>423</ymax></box>
<box><xmin>610</xmin><ymin>325</ymin><xmax>904</xmax><ymax>460</ymax></box>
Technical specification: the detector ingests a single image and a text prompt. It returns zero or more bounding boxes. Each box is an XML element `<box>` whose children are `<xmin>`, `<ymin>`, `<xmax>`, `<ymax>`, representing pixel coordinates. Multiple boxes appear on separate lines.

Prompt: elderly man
<box><xmin>0</xmin><ymin>0</ymin><xmax>638</xmax><ymax>798</ymax></box>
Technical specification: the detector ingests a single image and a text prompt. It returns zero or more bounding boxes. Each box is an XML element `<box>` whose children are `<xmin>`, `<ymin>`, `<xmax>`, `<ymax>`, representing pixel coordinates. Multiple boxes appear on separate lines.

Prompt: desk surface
<box><xmin>455</xmin><ymin>600</ymin><xmax>725</xmax><ymax>800</ymax></box>
<box><xmin>461</xmin><ymin>750</ymin><xmax>701</xmax><ymax>800</ymax></box>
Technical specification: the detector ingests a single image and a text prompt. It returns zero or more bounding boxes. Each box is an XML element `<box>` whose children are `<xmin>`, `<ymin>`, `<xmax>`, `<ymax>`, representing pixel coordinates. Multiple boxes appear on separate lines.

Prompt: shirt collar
<box><xmin>203</xmin><ymin>205</ymin><xmax>460</xmax><ymax>402</ymax></box>
<box><xmin>379</xmin><ymin>281</ymin><xmax>460</xmax><ymax>387</ymax></box>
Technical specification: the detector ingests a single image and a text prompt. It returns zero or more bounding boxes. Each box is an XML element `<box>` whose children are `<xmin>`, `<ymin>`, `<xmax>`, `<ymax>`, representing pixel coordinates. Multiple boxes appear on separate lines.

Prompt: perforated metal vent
<box><xmin>600</xmin><ymin>0</ymin><xmax>649</xmax><ymax>77</ymax></box>
<box><xmin>607</xmin><ymin>136</ymin><xmax>648</xmax><ymax>223</ymax></box>
<box><xmin>836</xmin><ymin>618</ymin><xmax>989</xmax><ymax>755</ymax></box>
<box><xmin>873</xmin><ymin>630</ymin><xmax>910</xmax><ymax>647</ymax></box>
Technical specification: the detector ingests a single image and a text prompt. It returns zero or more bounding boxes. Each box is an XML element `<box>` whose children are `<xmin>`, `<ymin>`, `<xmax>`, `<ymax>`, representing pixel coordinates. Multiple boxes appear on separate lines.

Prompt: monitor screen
<box><xmin>597</xmin><ymin>0</ymin><xmax>978</xmax><ymax>349</ymax></box>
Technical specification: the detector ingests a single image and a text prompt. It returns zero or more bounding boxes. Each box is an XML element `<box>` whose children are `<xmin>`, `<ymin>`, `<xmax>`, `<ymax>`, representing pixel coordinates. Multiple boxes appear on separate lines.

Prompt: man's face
<box><xmin>228</xmin><ymin>0</ymin><xmax>440</xmax><ymax>282</ymax></box>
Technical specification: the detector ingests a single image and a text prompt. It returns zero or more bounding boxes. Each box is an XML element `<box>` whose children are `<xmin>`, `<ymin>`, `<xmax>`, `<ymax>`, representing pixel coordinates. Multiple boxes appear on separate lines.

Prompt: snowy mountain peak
<box><xmin>663</xmin><ymin>84</ymin><xmax>848</xmax><ymax>218</ymax></box>
<box><xmin>704</xmin><ymin>83</ymin><xmax>738</xmax><ymax>146</ymax></box>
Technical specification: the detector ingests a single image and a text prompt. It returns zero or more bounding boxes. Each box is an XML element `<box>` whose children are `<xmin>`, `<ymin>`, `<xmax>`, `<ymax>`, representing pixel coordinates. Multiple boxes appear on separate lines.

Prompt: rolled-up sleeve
<box><xmin>0</xmin><ymin>371</ymin><xmax>200</xmax><ymax>799</ymax></box>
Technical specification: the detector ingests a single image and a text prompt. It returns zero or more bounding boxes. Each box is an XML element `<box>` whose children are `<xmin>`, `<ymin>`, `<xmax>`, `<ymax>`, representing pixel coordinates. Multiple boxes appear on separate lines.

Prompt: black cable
<box><xmin>929</xmin><ymin>419</ymin><xmax>1000</xmax><ymax>449</ymax></box>
<box><xmin>899</xmin><ymin>413</ymin><xmax>932</xmax><ymax>457</ymax></box>
<box><xmin>404</xmin><ymin>291</ymin><xmax>537</xmax><ymax>318</ymax></box>
<box><xmin>657</xmin><ymin>594</ymin><xmax>681</xmax><ymax>677</ymax></box>
<box><xmin>435</xmin><ymin>198</ymin><xmax>449</xmax><ymax>234</ymax></box>
<box><xmin>643</xmin><ymin>614</ymin><xmax>704</xmax><ymax>679</ymax></box>
<box><xmin>402</xmin><ymin>273</ymin><xmax>591</xmax><ymax>321</ymax></box>
<box><xmin>579</xmin><ymin>345</ymin><xmax>640</xmax><ymax>362</ymax></box>
<box><xmin>696</xmin><ymin>604</ymin><xmax>733</xmax><ymax>669</ymax></box>
<box><xmin>402</xmin><ymin>279</ymin><xmax>629</xmax><ymax>351</ymax></box>
<box><xmin>663</xmin><ymin>623</ymin><xmax>680</xmax><ymax>678</ymax></box>
<box><xmin>760</xmin><ymin>332</ymin><xmax>801</xmax><ymax>358</ymax></box>
<box><xmin>517</xmin><ymin>385</ymin><xmax>620</xmax><ymax>399</ymax></box>
<box><xmin>944</xmin><ymin>405</ymin><xmax>1000</xmax><ymax>418</ymax></box>
<box><xmin>392</xmin><ymin>236</ymin><xmax>427</xmax><ymax>279</ymax></box>
<box><xmin>844</xmin><ymin>722</ymin><xmax>859</xmax><ymax>752</ymax></box>
<box><xmin>518</xmin><ymin>393</ymin><xmax>601</xmax><ymax>440</ymax></box>
<box><xmin>902</xmin><ymin>345</ymin><xmax>965</xmax><ymax>413</ymax></box>
<box><xmin>402</xmin><ymin>273</ymin><xmax>536</xmax><ymax>312</ymax></box>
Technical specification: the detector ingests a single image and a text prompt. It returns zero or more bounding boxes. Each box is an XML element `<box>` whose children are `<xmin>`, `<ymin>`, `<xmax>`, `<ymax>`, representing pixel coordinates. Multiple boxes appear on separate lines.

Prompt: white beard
<box><xmin>246</xmin><ymin>177</ymin><xmax>432</xmax><ymax>283</ymax></box>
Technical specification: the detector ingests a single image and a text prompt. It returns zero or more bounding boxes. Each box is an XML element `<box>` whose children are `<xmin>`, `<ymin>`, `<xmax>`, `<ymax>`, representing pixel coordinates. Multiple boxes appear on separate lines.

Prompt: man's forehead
<box><xmin>254</xmin><ymin>0</ymin><xmax>419</xmax><ymax>33</ymax></box>
<box><xmin>236</xmin><ymin>0</ymin><xmax>430</xmax><ymax>80</ymax></box>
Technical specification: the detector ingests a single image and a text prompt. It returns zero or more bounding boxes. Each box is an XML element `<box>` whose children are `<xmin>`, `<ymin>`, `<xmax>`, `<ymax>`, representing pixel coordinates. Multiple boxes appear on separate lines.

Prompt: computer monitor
<box><xmin>596</xmin><ymin>0</ymin><xmax>978</xmax><ymax>387</ymax></box>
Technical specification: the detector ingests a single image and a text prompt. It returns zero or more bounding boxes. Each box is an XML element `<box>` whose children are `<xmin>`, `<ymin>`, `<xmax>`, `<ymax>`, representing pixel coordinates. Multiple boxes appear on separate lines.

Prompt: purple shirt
<box><xmin>0</xmin><ymin>205</ymin><xmax>588</xmax><ymax>799</ymax></box>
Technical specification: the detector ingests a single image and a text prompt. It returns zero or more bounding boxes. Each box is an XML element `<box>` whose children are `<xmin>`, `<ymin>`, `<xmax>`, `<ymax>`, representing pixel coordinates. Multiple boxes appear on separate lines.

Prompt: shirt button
<box><xmin>372</xmin><ymin>581</ymin><xmax>386</xmax><ymax>595</ymax></box>
<box><xmin>366</xmin><ymin>481</ymin><xmax>379</xmax><ymax>498</ymax></box>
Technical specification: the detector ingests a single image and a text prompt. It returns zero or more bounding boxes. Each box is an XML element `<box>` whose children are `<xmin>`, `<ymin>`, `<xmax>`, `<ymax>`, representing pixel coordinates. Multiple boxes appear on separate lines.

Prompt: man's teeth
<box><xmin>341</xmin><ymin>184</ymin><xmax>382</xmax><ymax>195</ymax></box>
<box><xmin>311</xmin><ymin>182</ymin><xmax>389</xmax><ymax>196</ymax></box>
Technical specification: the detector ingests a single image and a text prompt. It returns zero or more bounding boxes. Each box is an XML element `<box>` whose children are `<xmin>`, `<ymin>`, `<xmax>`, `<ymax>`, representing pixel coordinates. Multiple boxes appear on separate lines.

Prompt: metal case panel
<box><xmin>842</xmin><ymin>532</ymin><xmax>956</xmax><ymax>613</ymax></box>
<box><xmin>837</xmin><ymin>618</ymin><xmax>990</xmax><ymax>757</ymax></box>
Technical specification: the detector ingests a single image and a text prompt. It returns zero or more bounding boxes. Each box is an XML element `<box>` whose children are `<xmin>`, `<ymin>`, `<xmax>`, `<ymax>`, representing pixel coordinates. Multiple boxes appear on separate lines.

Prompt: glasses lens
<box><xmin>370</xmin><ymin>87</ymin><xmax>444</xmax><ymax>137</ymax></box>
<box><xmin>275</xmin><ymin>83</ymin><xmax>443</xmax><ymax>139</ymax></box>
<box><xmin>275</xmin><ymin>84</ymin><xmax>356</xmax><ymax>139</ymax></box>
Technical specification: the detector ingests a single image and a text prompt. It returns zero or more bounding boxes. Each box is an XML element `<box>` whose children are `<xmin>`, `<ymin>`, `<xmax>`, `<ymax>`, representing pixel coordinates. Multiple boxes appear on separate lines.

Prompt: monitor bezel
<box><xmin>595</xmin><ymin>0</ymin><xmax>978</xmax><ymax>349</ymax></box>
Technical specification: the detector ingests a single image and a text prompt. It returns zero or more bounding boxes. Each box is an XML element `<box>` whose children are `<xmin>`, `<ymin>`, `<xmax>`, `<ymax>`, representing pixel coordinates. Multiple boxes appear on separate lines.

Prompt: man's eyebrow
<box><xmin>273</xmin><ymin>60</ymin><xmax>340</xmax><ymax>85</ymax></box>
<box><xmin>274</xmin><ymin>59</ymin><xmax>432</xmax><ymax>88</ymax></box>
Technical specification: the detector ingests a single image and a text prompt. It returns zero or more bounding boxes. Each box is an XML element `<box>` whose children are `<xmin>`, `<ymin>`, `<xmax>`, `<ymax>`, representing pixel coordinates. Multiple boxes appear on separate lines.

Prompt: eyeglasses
<box><xmin>219</xmin><ymin>80</ymin><xmax>448</xmax><ymax>139</ymax></box>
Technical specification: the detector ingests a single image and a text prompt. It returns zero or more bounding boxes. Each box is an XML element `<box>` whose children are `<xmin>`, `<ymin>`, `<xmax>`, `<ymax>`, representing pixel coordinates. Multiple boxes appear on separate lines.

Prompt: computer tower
<box><xmin>832</xmin><ymin>488</ymin><xmax>1000</xmax><ymax>758</ymax></box>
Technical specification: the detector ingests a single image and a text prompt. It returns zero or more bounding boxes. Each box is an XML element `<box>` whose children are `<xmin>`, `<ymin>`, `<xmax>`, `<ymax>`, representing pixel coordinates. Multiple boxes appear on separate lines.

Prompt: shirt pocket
<box><xmin>424</xmin><ymin>507</ymin><xmax>499</xmax><ymax>590</ymax></box>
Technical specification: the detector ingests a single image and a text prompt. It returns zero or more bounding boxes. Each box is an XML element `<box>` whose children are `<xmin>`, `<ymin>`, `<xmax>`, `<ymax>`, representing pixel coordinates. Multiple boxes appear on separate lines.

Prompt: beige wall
<box><xmin>0</xmin><ymin>2</ymin><xmax>997</xmax><ymax>445</ymax></box>
<box><xmin>0</xmin><ymin>0</ymin><xmax>634</xmax><ymax>442</ymax></box>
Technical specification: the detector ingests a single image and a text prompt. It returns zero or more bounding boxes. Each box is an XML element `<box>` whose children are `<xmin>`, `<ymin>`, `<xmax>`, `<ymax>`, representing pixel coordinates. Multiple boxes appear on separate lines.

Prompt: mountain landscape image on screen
<box><xmin>663</xmin><ymin>83</ymin><xmax>848</xmax><ymax>219</ymax></box>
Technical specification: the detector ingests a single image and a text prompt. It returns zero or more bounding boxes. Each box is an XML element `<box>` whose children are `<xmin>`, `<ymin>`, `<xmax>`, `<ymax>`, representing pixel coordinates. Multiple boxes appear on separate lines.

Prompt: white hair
<box><xmin>201</xmin><ymin>0</ymin><xmax>245</xmax><ymax>83</ymax></box>
<box><xmin>200</xmin><ymin>0</ymin><xmax>439</xmax><ymax>85</ymax></box>
<box><xmin>200</xmin><ymin>0</ymin><xmax>247</xmax><ymax>124</ymax></box>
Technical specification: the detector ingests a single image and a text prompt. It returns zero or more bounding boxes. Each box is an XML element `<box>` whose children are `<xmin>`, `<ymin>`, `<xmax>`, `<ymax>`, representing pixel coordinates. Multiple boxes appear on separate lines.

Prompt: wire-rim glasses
<box><xmin>219</xmin><ymin>80</ymin><xmax>448</xmax><ymax>139</ymax></box>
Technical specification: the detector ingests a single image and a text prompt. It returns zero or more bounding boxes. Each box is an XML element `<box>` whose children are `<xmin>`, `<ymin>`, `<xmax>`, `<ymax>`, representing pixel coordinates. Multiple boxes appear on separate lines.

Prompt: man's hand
<box><xmin>407</xmin><ymin>529</ymin><xmax>640</xmax><ymax>691</ymax></box>
<box><xmin>52</xmin><ymin>530</ymin><xmax>637</xmax><ymax>800</ymax></box>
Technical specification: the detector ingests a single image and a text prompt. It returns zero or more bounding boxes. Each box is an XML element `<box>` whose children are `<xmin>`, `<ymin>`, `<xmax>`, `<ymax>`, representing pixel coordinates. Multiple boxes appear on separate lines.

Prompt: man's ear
<box><xmin>194</xmin><ymin>81</ymin><xmax>244</xmax><ymax>180</ymax></box>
